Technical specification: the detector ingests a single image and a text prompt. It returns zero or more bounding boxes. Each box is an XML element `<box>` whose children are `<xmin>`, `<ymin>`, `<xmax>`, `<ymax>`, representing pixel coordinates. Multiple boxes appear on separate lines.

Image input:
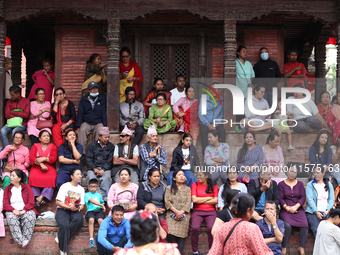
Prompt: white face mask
<box><xmin>90</xmin><ymin>92</ymin><xmax>99</xmax><ymax>97</ymax></box>
<box><xmin>261</xmin><ymin>52</ymin><xmax>269</xmax><ymax>61</ymax></box>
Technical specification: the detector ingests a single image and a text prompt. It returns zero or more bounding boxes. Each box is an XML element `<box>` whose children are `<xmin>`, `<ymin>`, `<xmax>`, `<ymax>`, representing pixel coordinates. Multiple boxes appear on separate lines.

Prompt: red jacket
<box><xmin>5</xmin><ymin>96</ymin><xmax>30</xmax><ymax>126</ymax></box>
<box><xmin>3</xmin><ymin>183</ymin><xmax>38</xmax><ymax>215</ymax></box>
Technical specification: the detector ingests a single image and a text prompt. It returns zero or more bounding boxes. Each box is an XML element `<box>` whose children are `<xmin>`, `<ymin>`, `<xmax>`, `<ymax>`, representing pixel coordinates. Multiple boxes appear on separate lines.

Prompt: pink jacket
<box><xmin>0</xmin><ymin>145</ymin><xmax>30</xmax><ymax>178</ymax></box>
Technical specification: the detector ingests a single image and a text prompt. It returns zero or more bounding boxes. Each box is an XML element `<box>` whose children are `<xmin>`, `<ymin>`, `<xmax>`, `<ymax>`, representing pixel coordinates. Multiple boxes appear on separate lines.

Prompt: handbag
<box><xmin>116</xmin><ymin>189</ymin><xmax>133</xmax><ymax>210</ymax></box>
<box><xmin>36</xmin><ymin>117</ymin><xmax>53</xmax><ymax>130</ymax></box>
<box><xmin>6</xmin><ymin>109</ymin><xmax>23</xmax><ymax>128</ymax></box>
<box><xmin>4</xmin><ymin>150</ymin><xmax>13</xmax><ymax>173</ymax></box>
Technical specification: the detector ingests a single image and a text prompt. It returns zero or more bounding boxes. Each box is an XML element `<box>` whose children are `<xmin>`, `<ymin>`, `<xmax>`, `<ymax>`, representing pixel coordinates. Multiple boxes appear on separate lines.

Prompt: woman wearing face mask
<box><xmin>253</xmin><ymin>47</ymin><xmax>281</xmax><ymax>107</ymax></box>
<box><xmin>236</xmin><ymin>45</ymin><xmax>255</xmax><ymax>99</ymax></box>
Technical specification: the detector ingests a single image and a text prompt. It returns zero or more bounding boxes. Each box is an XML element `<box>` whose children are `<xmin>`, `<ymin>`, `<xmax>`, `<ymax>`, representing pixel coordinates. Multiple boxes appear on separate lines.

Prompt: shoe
<box><xmin>60</xmin><ymin>251</ymin><xmax>67</xmax><ymax>255</ymax></box>
<box><xmin>89</xmin><ymin>238</ymin><xmax>95</xmax><ymax>248</ymax></box>
<box><xmin>287</xmin><ymin>145</ymin><xmax>294</xmax><ymax>150</ymax></box>
<box><xmin>22</xmin><ymin>240</ymin><xmax>29</xmax><ymax>248</ymax></box>
<box><xmin>55</xmin><ymin>236</ymin><xmax>59</xmax><ymax>244</ymax></box>
<box><xmin>193</xmin><ymin>252</ymin><xmax>200</xmax><ymax>255</ymax></box>
<box><xmin>178</xmin><ymin>126</ymin><xmax>184</xmax><ymax>132</ymax></box>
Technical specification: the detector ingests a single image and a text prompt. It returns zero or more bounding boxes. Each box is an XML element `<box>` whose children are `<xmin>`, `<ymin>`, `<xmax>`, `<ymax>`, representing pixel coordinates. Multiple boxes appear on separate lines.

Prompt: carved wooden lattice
<box><xmin>174</xmin><ymin>46</ymin><xmax>188</xmax><ymax>80</ymax></box>
<box><xmin>152</xmin><ymin>46</ymin><xmax>167</xmax><ymax>80</ymax></box>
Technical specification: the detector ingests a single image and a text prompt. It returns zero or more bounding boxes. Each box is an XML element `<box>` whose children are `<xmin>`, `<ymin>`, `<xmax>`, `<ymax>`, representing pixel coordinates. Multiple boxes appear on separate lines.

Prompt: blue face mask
<box><xmin>90</xmin><ymin>92</ymin><xmax>99</xmax><ymax>97</ymax></box>
<box><xmin>261</xmin><ymin>52</ymin><xmax>269</xmax><ymax>61</ymax></box>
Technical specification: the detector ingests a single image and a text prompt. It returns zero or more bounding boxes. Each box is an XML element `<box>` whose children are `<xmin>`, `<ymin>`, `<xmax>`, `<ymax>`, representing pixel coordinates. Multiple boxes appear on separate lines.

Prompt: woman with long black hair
<box><xmin>217</xmin><ymin>168</ymin><xmax>247</xmax><ymax>210</ymax></box>
<box><xmin>168</xmin><ymin>133</ymin><xmax>200</xmax><ymax>187</ymax></box>
<box><xmin>190</xmin><ymin>170</ymin><xmax>218</xmax><ymax>255</ymax></box>
<box><xmin>306</xmin><ymin>167</ymin><xmax>335</xmax><ymax>239</ymax></box>
<box><xmin>165</xmin><ymin>169</ymin><xmax>191</xmax><ymax>254</ymax></box>
<box><xmin>309</xmin><ymin>131</ymin><xmax>333</xmax><ymax>181</ymax></box>
<box><xmin>237</xmin><ymin>131</ymin><xmax>264</xmax><ymax>183</ymax></box>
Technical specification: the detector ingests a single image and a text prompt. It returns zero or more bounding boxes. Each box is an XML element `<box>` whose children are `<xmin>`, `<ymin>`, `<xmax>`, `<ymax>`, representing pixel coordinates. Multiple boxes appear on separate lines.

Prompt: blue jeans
<box><xmin>0</xmin><ymin>125</ymin><xmax>27</xmax><ymax>148</ymax></box>
<box><xmin>167</xmin><ymin>170</ymin><xmax>197</xmax><ymax>188</ymax></box>
<box><xmin>96</xmin><ymin>235</ymin><xmax>127</xmax><ymax>255</ymax></box>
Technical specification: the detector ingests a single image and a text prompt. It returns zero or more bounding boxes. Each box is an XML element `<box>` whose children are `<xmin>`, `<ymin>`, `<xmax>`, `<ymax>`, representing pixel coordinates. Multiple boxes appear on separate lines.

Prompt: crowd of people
<box><xmin>1</xmin><ymin>45</ymin><xmax>340</xmax><ymax>255</ymax></box>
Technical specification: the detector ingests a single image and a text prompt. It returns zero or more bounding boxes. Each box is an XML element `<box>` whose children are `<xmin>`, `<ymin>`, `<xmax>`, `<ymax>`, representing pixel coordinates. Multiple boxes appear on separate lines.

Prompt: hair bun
<box><xmin>231</xmin><ymin>197</ymin><xmax>239</xmax><ymax>208</ymax></box>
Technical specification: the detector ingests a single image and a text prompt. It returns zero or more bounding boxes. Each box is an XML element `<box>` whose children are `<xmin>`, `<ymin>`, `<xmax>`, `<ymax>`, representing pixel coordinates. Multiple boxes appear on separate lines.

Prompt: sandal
<box><xmin>35</xmin><ymin>200</ymin><xmax>41</xmax><ymax>207</ymax></box>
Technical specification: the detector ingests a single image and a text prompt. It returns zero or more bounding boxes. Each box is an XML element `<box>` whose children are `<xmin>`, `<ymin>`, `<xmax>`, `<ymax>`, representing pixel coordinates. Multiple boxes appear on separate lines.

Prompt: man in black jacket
<box><xmin>253</xmin><ymin>47</ymin><xmax>281</xmax><ymax>107</ymax></box>
<box><xmin>86</xmin><ymin>127</ymin><xmax>114</xmax><ymax>201</ymax></box>
<box><xmin>249</xmin><ymin>166</ymin><xmax>280</xmax><ymax>221</ymax></box>
<box><xmin>77</xmin><ymin>81</ymin><xmax>107</xmax><ymax>149</ymax></box>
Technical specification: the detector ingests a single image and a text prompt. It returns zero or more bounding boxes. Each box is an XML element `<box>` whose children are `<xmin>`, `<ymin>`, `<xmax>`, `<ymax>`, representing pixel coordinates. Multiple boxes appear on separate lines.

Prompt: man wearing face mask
<box><xmin>253</xmin><ymin>47</ymin><xmax>281</xmax><ymax>107</ymax></box>
<box><xmin>119</xmin><ymin>87</ymin><xmax>145</xmax><ymax>145</ymax></box>
<box><xmin>281</xmin><ymin>49</ymin><xmax>307</xmax><ymax>88</ymax></box>
<box><xmin>77</xmin><ymin>81</ymin><xmax>107</xmax><ymax>149</ymax></box>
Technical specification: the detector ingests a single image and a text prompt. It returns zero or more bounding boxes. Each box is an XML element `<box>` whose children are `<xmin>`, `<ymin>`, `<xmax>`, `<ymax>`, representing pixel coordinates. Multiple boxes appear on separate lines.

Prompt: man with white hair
<box><xmin>139</xmin><ymin>125</ymin><xmax>168</xmax><ymax>181</ymax></box>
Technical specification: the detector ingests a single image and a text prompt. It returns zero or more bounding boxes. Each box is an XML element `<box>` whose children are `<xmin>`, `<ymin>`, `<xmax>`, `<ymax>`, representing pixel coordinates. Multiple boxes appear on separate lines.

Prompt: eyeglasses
<box><xmin>55</xmin><ymin>93</ymin><xmax>63</xmax><ymax>96</ymax></box>
<box><xmin>120</xmin><ymin>135</ymin><xmax>129</xmax><ymax>138</ymax></box>
<box><xmin>121</xmin><ymin>55</ymin><xmax>130</xmax><ymax>58</ymax></box>
<box><xmin>258</xmin><ymin>91</ymin><xmax>265</xmax><ymax>94</ymax></box>
<box><xmin>37</xmin><ymin>93</ymin><xmax>45</xmax><ymax>96</ymax></box>
<box><xmin>14</xmin><ymin>137</ymin><xmax>22</xmax><ymax>140</ymax></box>
<box><xmin>89</xmin><ymin>185</ymin><xmax>98</xmax><ymax>188</ymax></box>
<box><xmin>157</xmin><ymin>98</ymin><xmax>164</xmax><ymax>101</ymax></box>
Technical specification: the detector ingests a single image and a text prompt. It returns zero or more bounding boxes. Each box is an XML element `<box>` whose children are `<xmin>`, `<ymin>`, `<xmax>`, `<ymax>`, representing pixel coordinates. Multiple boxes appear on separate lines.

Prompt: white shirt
<box><xmin>286</xmin><ymin>96</ymin><xmax>319</xmax><ymax>120</ymax></box>
<box><xmin>170</xmin><ymin>88</ymin><xmax>186</xmax><ymax>105</ymax></box>
<box><xmin>181</xmin><ymin>148</ymin><xmax>191</xmax><ymax>170</ymax></box>
<box><xmin>10</xmin><ymin>186</ymin><xmax>25</xmax><ymax>211</ymax></box>
<box><xmin>56</xmin><ymin>182</ymin><xmax>85</xmax><ymax>209</ymax></box>
<box><xmin>244</xmin><ymin>95</ymin><xmax>270</xmax><ymax>123</ymax></box>
<box><xmin>313</xmin><ymin>220</ymin><xmax>340</xmax><ymax>254</ymax></box>
<box><xmin>315</xmin><ymin>183</ymin><xmax>328</xmax><ymax>212</ymax></box>
<box><xmin>114</xmin><ymin>144</ymin><xmax>139</xmax><ymax>158</ymax></box>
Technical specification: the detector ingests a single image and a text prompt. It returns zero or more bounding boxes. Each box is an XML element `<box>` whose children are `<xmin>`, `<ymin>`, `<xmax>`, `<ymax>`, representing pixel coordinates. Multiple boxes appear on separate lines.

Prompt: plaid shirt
<box><xmin>140</xmin><ymin>143</ymin><xmax>168</xmax><ymax>180</ymax></box>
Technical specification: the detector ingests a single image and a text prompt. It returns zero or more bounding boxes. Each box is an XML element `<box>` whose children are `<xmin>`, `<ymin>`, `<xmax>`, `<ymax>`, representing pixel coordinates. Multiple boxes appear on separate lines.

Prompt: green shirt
<box><xmin>85</xmin><ymin>192</ymin><xmax>104</xmax><ymax>213</ymax></box>
<box><xmin>236</xmin><ymin>59</ymin><xmax>255</xmax><ymax>98</ymax></box>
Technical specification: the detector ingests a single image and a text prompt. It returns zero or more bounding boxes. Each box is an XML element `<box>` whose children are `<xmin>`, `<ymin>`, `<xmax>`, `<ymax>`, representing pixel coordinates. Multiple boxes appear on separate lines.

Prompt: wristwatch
<box><xmin>273</xmin><ymin>225</ymin><xmax>278</xmax><ymax>229</ymax></box>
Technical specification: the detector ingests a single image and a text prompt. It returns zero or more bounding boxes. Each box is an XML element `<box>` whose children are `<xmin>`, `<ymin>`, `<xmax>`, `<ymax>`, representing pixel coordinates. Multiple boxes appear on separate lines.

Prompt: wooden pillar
<box><xmin>337</xmin><ymin>23</ymin><xmax>340</xmax><ymax>93</ymax></box>
<box><xmin>314</xmin><ymin>41</ymin><xmax>327</xmax><ymax>104</ymax></box>
<box><xmin>10</xmin><ymin>27</ymin><xmax>22</xmax><ymax>86</ymax></box>
<box><xmin>223</xmin><ymin>20</ymin><xmax>236</xmax><ymax>131</ymax></box>
<box><xmin>106</xmin><ymin>19</ymin><xmax>120</xmax><ymax>132</ymax></box>
<box><xmin>0</xmin><ymin>22</ymin><xmax>6</xmax><ymax>127</ymax></box>
<box><xmin>199</xmin><ymin>33</ymin><xmax>206</xmax><ymax>77</ymax></box>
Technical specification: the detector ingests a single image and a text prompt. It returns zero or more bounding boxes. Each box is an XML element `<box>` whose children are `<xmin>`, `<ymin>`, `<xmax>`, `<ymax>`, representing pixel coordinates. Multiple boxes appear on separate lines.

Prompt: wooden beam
<box><xmin>0</xmin><ymin>22</ymin><xmax>6</xmax><ymax>128</ymax></box>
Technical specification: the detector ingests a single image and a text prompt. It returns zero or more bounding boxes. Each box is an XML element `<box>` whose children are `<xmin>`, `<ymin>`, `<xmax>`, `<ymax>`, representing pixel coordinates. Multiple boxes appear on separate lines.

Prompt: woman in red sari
<box><xmin>173</xmin><ymin>86</ymin><xmax>200</xmax><ymax>146</ymax></box>
<box><xmin>120</xmin><ymin>47</ymin><xmax>143</xmax><ymax>102</ymax></box>
<box><xmin>51</xmin><ymin>87</ymin><xmax>77</xmax><ymax>148</ymax></box>
<box><xmin>317</xmin><ymin>91</ymin><xmax>332</xmax><ymax>125</ymax></box>
<box><xmin>328</xmin><ymin>92</ymin><xmax>340</xmax><ymax>144</ymax></box>
<box><xmin>143</xmin><ymin>78</ymin><xmax>171</xmax><ymax>118</ymax></box>
<box><xmin>29</xmin><ymin>130</ymin><xmax>58</xmax><ymax>206</ymax></box>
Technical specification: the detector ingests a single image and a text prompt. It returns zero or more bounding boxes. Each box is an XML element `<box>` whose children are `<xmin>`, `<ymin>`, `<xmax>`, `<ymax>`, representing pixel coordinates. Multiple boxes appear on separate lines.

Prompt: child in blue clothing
<box><xmin>85</xmin><ymin>179</ymin><xmax>106</xmax><ymax>248</ymax></box>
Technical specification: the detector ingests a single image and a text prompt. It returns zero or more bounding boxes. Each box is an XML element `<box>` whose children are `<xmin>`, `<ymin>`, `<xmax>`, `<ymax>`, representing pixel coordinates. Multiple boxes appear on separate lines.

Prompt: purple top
<box><xmin>278</xmin><ymin>180</ymin><xmax>308</xmax><ymax>228</ymax></box>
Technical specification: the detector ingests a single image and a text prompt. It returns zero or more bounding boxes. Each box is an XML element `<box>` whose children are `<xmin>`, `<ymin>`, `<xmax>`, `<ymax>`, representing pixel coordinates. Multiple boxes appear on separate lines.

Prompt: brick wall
<box><xmin>244</xmin><ymin>29</ymin><xmax>283</xmax><ymax>69</ymax></box>
<box><xmin>211</xmin><ymin>29</ymin><xmax>284</xmax><ymax>77</ymax></box>
<box><xmin>59</xmin><ymin>29</ymin><xmax>108</xmax><ymax>109</ymax></box>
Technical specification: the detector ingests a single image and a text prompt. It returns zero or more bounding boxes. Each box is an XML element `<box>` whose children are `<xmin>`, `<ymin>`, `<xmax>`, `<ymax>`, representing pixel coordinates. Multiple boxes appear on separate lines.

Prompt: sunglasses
<box><xmin>120</xmin><ymin>135</ymin><xmax>129</xmax><ymax>138</ymax></box>
<box><xmin>121</xmin><ymin>55</ymin><xmax>130</xmax><ymax>58</ymax></box>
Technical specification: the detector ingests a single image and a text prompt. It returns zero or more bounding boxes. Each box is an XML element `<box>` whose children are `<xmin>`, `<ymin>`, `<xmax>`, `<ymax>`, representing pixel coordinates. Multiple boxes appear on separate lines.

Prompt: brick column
<box><xmin>0</xmin><ymin>21</ymin><xmax>6</xmax><ymax>127</ymax></box>
<box><xmin>223</xmin><ymin>20</ymin><xmax>236</xmax><ymax>131</ymax></box>
<box><xmin>106</xmin><ymin>19</ymin><xmax>121</xmax><ymax>131</ymax></box>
